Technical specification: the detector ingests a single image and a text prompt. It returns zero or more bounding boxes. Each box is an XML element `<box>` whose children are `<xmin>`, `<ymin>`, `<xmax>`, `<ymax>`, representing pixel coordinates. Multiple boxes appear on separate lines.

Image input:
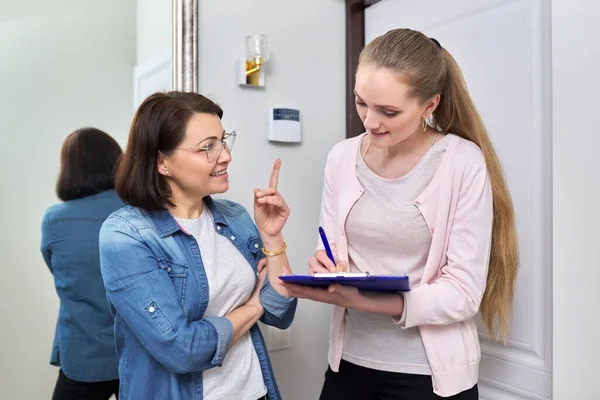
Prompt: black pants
<box><xmin>319</xmin><ymin>360</ymin><xmax>478</xmax><ymax>400</ymax></box>
<box><xmin>52</xmin><ymin>369</ymin><xmax>119</xmax><ymax>400</ymax></box>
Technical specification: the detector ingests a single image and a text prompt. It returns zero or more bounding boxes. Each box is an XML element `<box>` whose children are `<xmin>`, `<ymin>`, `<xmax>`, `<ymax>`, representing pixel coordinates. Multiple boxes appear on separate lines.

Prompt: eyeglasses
<box><xmin>174</xmin><ymin>131</ymin><xmax>236</xmax><ymax>163</ymax></box>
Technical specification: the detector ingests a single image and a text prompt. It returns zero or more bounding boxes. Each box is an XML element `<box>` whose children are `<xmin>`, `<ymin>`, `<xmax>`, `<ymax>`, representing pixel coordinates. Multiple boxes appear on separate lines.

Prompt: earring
<box><xmin>164</xmin><ymin>169</ymin><xmax>170</xmax><ymax>175</ymax></box>
<box><xmin>422</xmin><ymin>116</ymin><xmax>428</xmax><ymax>131</ymax></box>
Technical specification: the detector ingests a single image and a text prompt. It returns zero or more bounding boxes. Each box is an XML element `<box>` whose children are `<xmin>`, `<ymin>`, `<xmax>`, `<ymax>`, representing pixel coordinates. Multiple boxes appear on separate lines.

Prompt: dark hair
<box><xmin>56</xmin><ymin>127</ymin><xmax>123</xmax><ymax>201</ymax></box>
<box><xmin>115</xmin><ymin>91</ymin><xmax>224</xmax><ymax>210</ymax></box>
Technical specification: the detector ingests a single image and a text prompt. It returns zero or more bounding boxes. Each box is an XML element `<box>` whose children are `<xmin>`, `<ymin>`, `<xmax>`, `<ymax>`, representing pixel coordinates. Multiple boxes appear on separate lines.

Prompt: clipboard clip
<box><xmin>313</xmin><ymin>272</ymin><xmax>371</xmax><ymax>278</ymax></box>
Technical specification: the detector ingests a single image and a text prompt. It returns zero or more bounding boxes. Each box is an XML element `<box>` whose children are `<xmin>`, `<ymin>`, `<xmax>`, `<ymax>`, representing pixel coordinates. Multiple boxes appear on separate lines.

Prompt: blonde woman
<box><xmin>284</xmin><ymin>28</ymin><xmax>518</xmax><ymax>399</ymax></box>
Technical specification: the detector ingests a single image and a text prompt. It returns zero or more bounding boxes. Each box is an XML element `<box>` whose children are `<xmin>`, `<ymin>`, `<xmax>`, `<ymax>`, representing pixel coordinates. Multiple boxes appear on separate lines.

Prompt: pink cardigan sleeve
<box><xmin>316</xmin><ymin>150</ymin><xmax>337</xmax><ymax>255</ymax></box>
<box><xmin>400</xmin><ymin>162</ymin><xmax>494</xmax><ymax>328</ymax></box>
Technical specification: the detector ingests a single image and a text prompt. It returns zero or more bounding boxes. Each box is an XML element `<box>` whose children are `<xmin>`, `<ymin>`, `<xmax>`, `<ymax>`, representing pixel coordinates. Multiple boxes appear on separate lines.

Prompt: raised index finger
<box><xmin>269</xmin><ymin>158</ymin><xmax>281</xmax><ymax>189</ymax></box>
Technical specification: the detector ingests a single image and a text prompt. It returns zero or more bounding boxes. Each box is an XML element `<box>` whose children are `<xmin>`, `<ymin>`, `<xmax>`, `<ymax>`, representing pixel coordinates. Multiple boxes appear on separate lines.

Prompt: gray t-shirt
<box><xmin>176</xmin><ymin>208</ymin><xmax>266</xmax><ymax>400</ymax></box>
<box><xmin>342</xmin><ymin>134</ymin><xmax>452</xmax><ymax>375</ymax></box>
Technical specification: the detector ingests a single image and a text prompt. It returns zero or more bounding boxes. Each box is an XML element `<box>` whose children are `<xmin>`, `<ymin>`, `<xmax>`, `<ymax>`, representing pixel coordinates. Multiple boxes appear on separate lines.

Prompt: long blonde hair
<box><xmin>360</xmin><ymin>28</ymin><xmax>519</xmax><ymax>339</ymax></box>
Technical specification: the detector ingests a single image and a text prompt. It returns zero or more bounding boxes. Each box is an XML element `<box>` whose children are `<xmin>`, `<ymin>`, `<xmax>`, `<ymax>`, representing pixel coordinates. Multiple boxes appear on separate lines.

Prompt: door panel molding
<box><xmin>344</xmin><ymin>0</ymin><xmax>382</xmax><ymax>138</ymax></box>
<box><xmin>356</xmin><ymin>1</ymin><xmax>552</xmax><ymax>399</ymax></box>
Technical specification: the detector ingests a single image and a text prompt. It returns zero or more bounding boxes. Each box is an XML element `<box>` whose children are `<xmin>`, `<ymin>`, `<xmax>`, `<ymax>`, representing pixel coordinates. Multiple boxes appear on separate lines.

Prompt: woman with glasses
<box><xmin>98</xmin><ymin>91</ymin><xmax>297</xmax><ymax>400</ymax></box>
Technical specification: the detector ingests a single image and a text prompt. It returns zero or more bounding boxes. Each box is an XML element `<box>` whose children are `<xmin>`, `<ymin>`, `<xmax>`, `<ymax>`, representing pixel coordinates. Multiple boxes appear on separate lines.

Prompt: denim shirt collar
<box><xmin>147</xmin><ymin>196</ymin><xmax>228</xmax><ymax>238</ymax></box>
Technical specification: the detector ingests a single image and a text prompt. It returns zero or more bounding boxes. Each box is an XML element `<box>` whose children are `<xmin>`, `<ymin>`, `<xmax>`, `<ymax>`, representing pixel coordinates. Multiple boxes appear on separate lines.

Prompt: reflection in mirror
<box><xmin>0</xmin><ymin>1</ymin><xmax>145</xmax><ymax>398</ymax></box>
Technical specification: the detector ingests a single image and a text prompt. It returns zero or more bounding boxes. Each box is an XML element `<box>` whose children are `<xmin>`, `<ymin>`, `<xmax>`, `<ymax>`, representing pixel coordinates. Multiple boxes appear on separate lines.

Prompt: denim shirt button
<box><xmin>216</xmin><ymin>225</ymin><xmax>221</xmax><ymax>231</ymax></box>
<box><xmin>166</xmin><ymin>267</ymin><xmax>172</xmax><ymax>273</ymax></box>
<box><xmin>230</xmin><ymin>235</ymin><xmax>235</xmax><ymax>240</ymax></box>
<box><xmin>254</xmin><ymin>243</ymin><xmax>259</xmax><ymax>249</ymax></box>
<box><xmin>148</xmin><ymin>306</ymin><xmax>155</xmax><ymax>313</ymax></box>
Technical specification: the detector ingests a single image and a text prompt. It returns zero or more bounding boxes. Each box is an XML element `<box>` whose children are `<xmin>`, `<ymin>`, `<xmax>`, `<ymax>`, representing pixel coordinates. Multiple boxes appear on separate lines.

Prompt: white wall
<box><xmin>137</xmin><ymin>1</ymin><xmax>345</xmax><ymax>398</ymax></box>
<box><xmin>551</xmin><ymin>0</ymin><xmax>600</xmax><ymax>398</ymax></box>
<box><xmin>136</xmin><ymin>0</ymin><xmax>171</xmax><ymax>65</ymax></box>
<box><xmin>0</xmin><ymin>1</ymin><xmax>136</xmax><ymax>398</ymax></box>
<box><xmin>198</xmin><ymin>3</ymin><xmax>345</xmax><ymax>398</ymax></box>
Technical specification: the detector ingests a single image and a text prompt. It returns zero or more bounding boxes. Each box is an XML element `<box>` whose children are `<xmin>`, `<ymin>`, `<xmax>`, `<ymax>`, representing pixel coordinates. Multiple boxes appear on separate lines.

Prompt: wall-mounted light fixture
<box><xmin>240</xmin><ymin>34</ymin><xmax>270</xmax><ymax>87</ymax></box>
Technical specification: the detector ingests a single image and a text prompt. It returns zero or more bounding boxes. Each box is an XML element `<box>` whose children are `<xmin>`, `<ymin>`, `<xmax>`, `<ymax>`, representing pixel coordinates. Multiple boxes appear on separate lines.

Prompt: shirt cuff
<box><xmin>204</xmin><ymin>316</ymin><xmax>234</xmax><ymax>367</ymax></box>
<box><xmin>392</xmin><ymin>293</ymin><xmax>408</xmax><ymax>327</ymax></box>
<box><xmin>260</xmin><ymin>280</ymin><xmax>295</xmax><ymax>319</ymax></box>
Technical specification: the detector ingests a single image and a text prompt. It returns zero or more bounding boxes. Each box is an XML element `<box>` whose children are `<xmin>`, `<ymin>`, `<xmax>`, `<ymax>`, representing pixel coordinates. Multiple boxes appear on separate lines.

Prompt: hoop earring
<box><xmin>422</xmin><ymin>116</ymin><xmax>428</xmax><ymax>131</ymax></box>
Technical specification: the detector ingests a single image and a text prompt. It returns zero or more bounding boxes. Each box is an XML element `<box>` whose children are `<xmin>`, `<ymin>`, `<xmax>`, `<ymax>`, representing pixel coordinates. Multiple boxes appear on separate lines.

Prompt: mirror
<box><xmin>0</xmin><ymin>1</ymin><xmax>163</xmax><ymax>398</ymax></box>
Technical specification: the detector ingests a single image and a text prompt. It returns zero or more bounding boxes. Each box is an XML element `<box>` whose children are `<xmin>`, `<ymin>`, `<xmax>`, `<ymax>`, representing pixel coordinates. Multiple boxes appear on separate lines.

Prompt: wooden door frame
<box><xmin>345</xmin><ymin>0</ymin><xmax>381</xmax><ymax>138</ymax></box>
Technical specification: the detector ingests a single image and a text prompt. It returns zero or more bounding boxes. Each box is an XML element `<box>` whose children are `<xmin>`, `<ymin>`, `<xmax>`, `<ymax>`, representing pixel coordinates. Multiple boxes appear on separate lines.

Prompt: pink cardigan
<box><xmin>318</xmin><ymin>133</ymin><xmax>493</xmax><ymax>397</ymax></box>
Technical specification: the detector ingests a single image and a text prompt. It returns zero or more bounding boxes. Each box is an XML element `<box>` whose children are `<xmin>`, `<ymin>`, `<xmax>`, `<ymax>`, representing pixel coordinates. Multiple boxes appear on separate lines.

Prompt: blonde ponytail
<box><xmin>436</xmin><ymin>48</ymin><xmax>519</xmax><ymax>338</ymax></box>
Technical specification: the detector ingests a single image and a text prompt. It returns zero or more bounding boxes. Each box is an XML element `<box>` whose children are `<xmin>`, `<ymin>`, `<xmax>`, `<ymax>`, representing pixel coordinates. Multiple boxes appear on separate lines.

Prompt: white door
<box><xmin>365</xmin><ymin>1</ymin><xmax>552</xmax><ymax>399</ymax></box>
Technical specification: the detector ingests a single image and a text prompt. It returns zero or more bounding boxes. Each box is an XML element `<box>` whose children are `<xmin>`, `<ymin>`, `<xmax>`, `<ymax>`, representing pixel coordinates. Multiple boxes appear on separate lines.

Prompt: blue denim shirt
<box><xmin>99</xmin><ymin>197</ymin><xmax>297</xmax><ymax>400</ymax></box>
<box><xmin>40</xmin><ymin>190</ymin><xmax>124</xmax><ymax>382</ymax></box>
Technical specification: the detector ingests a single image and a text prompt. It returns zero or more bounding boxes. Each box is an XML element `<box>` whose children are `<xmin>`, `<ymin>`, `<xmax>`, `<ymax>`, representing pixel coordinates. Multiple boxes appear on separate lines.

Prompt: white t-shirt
<box><xmin>176</xmin><ymin>208</ymin><xmax>266</xmax><ymax>400</ymax></box>
<box><xmin>342</xmin><ymin>134</ymin><xmax>452</xmax><ymax>375</ymax></box>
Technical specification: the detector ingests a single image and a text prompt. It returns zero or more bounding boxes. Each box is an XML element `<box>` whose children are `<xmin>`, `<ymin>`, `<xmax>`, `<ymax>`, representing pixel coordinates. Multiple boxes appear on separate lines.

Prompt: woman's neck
<box><xmin>362</xmin><ymin>128</ymin><xmax>439</xmax><ymax>179</ymax></box>
<box><xmin>383</xmin><ymin>128</ymin><xmax>435</xmax><ymax>161</ymax></box>
<box><xmin>166</xmin><ymin>189</ymin><xmax>205</xmax><ymax>219</ymax></box>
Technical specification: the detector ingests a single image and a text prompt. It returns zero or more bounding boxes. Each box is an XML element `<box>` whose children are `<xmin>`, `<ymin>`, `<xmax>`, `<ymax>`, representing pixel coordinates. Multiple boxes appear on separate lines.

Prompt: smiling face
<box><xmin>157</xmin><ymin>112</ymin><xmax>232</xmax><ymax>202</ymax></box>
<box><xmin>354</xmin><ymin>64</ymin><xmax>439</xmax><ymax>148</ymax></box>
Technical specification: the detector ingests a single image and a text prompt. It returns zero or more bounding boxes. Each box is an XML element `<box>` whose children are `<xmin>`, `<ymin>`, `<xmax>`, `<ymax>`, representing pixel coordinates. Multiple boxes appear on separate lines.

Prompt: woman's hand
<box><xmin>226</xmin><ymin>261</ymin><xmax>267</xmax><ymax>345</ymax></box>
<box><xmin>253</xmin><ymin>162</ymin><xmax>294</xmax><ymax>298</ymax></box>
<box><xmin>282</xmin><ymin>280</ymin><xmax>405</xmax><ymax>317</ymax></box>
<box><xmin>308</xmin><ymin>249</ymin><xmax>349</xmax><ymax>273</ymax></box>
<box><xmin>254</xmin><ymin>159</ymin><xmax>290</xmax><ymax>239</ymax></box>
<box><xmin>246</xmin><ymin>259</ymin><xmax>267</xmax><ymax>314</ymax></box>
<box><xmin>282</xmin><ymin>282</ymin><xmax>362</xmax><ymax>309</ymax></box>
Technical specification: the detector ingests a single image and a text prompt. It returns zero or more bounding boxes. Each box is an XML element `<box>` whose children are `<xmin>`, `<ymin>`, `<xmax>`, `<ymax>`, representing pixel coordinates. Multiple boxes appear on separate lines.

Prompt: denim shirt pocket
<box><xmin>156</xmin><ymin>258</ymin><xmax>189</xmax><ymax>303</ymax></box>
<box><xmin>246</xmin><ymin>236</ymin><xmax>262</xmax><ymax>268</ymax></box>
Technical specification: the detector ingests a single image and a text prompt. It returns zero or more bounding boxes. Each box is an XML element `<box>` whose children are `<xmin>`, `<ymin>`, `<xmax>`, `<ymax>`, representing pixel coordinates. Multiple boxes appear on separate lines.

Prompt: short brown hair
<box><xmin>115</xmin><ymin>91</ymin><xmax>223</xmax><ymax>210</ymax></box>
<box><xmin>56</xmin><ymin>127</ymin><xmax>122</xmax><ymax>201</ymax></box>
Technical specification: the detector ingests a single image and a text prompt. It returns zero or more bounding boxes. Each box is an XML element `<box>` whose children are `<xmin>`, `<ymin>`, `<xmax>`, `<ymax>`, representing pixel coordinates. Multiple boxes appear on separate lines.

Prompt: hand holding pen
<box><xmin>308</xmin><ymin>226</ymin><xmax>349</xmax><ymax>274</ymax></box>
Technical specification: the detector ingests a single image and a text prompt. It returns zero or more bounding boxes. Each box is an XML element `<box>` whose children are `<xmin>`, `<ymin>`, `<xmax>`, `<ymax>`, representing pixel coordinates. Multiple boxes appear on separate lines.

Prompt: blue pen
<box><xmin>318</xmin><ymin>226</ymin><xmax>336</xmax><ymax>265</ymax></box>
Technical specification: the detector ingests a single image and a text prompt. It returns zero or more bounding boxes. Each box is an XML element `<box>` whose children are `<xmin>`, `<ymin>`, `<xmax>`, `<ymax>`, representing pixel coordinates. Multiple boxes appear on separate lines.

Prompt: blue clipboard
<box><xmin>279</xmin><ymin>273</ymin><xmax>410</xmax><ymax>292</ymax></box>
